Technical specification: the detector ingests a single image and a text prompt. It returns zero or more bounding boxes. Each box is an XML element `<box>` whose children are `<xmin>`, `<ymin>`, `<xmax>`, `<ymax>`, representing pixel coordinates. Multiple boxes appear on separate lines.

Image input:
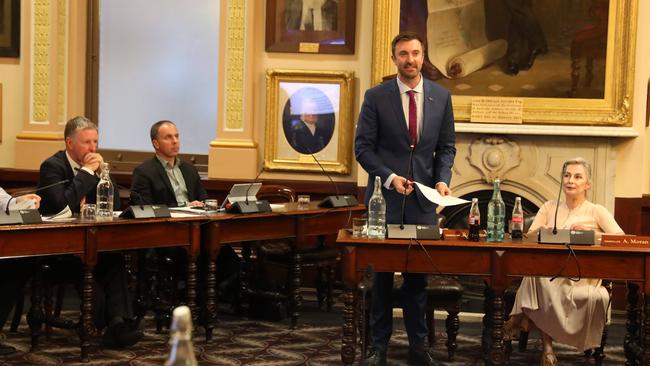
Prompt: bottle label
<box><xmin>511</xmin><ymin>216</ymin><xmax>523</xmax><ymax>223</ymax></box>
<box><xmin>469</xmin><ymin>217</ymin><xmax>479</xmax><ymax>225</ymax></box>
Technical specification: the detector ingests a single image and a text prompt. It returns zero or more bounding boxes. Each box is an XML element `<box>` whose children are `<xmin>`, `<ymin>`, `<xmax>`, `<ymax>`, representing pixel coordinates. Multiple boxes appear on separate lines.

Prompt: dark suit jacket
<box><xmin>355</xmin><ymin>78</ymin><xmax>456</xmax><ymax>224</ymax></box>
<box><xmin>38</xmin><ymin>150</ymin><xmax>121</xmax><ymax>215</ymax></box>
<box><xmin>130</xmin><ymin>156</ymin><xmax>207</xmax><ymax>207</ymax></box>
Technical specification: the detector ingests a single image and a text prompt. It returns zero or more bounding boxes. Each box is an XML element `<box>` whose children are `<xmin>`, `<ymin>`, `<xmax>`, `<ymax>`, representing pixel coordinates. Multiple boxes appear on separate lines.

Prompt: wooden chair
<box><xmin>252</xmin><ymin>185</ymin><xmax>340</xmax><ymax>325</ymax></box>
<box><xmin>358</xmin><ymin>274</ymin><xmax>464</xmax><ymax>361</ymax></box>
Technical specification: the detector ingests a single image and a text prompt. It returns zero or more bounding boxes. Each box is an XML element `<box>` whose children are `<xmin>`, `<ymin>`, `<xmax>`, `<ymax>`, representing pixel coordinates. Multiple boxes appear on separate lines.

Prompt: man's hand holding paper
<box><xmin>414</xmin><ymin>181</ymin><xmax>468</xmax><ymax>206</ymax></box>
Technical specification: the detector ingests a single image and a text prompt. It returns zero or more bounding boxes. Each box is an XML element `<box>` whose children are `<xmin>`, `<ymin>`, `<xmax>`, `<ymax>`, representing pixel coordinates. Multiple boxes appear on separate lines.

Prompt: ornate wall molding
<box><xmin>224</xmin><ymin>0</ymin><xmax>246</xmax><ymax>131</ymax></box>
<box><xmin>32</xmin><ymin>0</ymin><xmax>51</xmax><ymax>123</ymax></box>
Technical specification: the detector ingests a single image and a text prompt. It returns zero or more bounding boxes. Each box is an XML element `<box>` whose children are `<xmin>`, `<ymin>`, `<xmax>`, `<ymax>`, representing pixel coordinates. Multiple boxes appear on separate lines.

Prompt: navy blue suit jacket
<box><xmin>355</xmin><ymin>78</ymin><xmax>456</xmax><ymax>224</ymax></box>
<box><xmin>38</xmin><ymin>150</ymin><xmax>121</xmax><ymax>215</ymax></box>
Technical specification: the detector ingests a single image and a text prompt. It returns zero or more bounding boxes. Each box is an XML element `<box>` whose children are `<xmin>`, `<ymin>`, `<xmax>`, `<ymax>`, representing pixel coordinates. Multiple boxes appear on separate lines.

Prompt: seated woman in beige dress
<box><xmin>505</xmin><ymin>157</ymin><xmax>624</xmax><ymax>366</ymax></box>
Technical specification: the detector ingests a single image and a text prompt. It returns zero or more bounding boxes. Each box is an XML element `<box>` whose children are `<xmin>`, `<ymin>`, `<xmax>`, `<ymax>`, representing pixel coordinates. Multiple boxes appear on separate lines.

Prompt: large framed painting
<box><xmin>265</xmin><ymin>0</ymin><xmax>356</xmax><ymax>54</ymax></box>
<box><xmin>372</xmin><ymin>0</ymin><xmax>637</xmax><ymax>126</ymax></box>
<box><xmin>264</xmin><ymin>69</ymin><xmax>355</xmax><ymax>173</ymax></box>
<box><xmin>0</xmin><ymin>0</ymin><xmax>19</xmax><ymax>57</ymax></box>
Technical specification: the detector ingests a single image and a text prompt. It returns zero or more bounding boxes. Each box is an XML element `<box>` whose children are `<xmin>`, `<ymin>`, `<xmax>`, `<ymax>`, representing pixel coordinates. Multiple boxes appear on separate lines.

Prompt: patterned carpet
<box><xmin>0</xmin><ymin>306</ymin><xmax>628</xmax><ymax>365</ymax></box>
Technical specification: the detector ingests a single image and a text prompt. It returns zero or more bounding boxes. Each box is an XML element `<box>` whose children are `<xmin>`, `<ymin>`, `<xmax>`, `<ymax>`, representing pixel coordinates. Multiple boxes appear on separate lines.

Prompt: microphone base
<box><xmin>119</xmin><ymin>205</ymin><xmax>171</xmax><ymax>219</ymax></box>
<box><xmin>0</xmin><ymin>209</ymin><xmax>42</xmax><ymax>225</ymax></box>
<box><xmin>387</xmin><ymin>224</ymin><xmax>441</xmax><ymax>240</ymax></box>
<box><xmin>318</xmin><ymin>195</ymin><xmax>358</xmax><ymax>208</ymax></box>
<box><xmin>538</xmin><ymin>228</ymin><xmax>595</xmax><ymax>245</ymax></box>
<box><xmin>227</xmin><ymin>200</ymin><xmax>272</xmax><ymax>214</ymax></box>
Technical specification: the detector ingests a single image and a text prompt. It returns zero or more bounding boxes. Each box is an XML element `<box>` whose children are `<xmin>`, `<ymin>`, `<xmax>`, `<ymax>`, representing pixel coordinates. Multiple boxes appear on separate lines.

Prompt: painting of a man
<box><xmin>285</xmin><ymin>0</ymin><xmax>338</xmax><ymax>32</ymax></box>
<box><xmin>282</xmin><ymin>87</ymin><xmax>335</xmax><ymax>155</ymax></box>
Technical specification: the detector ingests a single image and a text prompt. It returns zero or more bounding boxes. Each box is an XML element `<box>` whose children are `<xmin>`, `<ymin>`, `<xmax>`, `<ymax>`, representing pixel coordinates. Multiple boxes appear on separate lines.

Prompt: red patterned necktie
<box><xmin>406</xmin><ymin>90</ymin><xmax>417</xmax><ymax>147</ymax></box>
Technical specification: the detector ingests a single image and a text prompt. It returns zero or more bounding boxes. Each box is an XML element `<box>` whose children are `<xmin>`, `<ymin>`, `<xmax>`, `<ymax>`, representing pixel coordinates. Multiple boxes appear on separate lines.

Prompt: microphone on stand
<box><xmin>226</xmin><ymin>166</ymin><xmax>272</xmax><ymax>214</ymax></box>
<box><xmin>539</xmin><ymin>162</ymin><xmax>595</xmax><ymax>245</ymax></box>
<box><xmin>119</xmin><ymin>185</ymin><xmax>171</xmax><ymax>219</ymax></box>
<box><xmin>310</xmin><ymin>152</ymin><xmax>358</xmax><ymax>208</ymax></box>
<box><xmin>387</xmin><ymin>144</ymin><xmax>440</xmax><ymax>240</ymax></box>
<box><xmin>0</xmin><ymin>179</ymin><xmax>69</xmax><ymax>225</ymax></box>
<box><xmin>399</xmin><ymin>145</ymin><xmax>416</xmax><ymax>230</ymax></box>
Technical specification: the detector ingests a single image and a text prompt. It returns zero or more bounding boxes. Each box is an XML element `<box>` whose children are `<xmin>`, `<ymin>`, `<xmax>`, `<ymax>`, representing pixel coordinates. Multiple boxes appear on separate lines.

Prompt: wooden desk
<box><xmin>0</xmin><ymin>205</ymin><xmax>362</xmax><ymax>360</ymax></box>
<box><xmin>336</xmin><ymin>230</ymin><xmax>650</xmax><ymax>366</ymax></box>
<box><xmin>203</xmin><ymin>202</ymin><xmax>364</xmax><ymax>335</ymax></box>
<box><xmin>0</xmin><ymin>216</ymin><xmax>203</xmax><ymax>362</ymax></box>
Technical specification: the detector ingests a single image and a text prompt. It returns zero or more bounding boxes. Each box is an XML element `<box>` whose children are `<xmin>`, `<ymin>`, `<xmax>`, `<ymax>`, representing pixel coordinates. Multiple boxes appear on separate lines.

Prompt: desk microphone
<box><xmin>0</xmin><ymin>179</ymin><xmax>66</xmax><ymax>224</ymax></box>
<box><xmin>4</xmin><ymin>179</ymin><xmax>70</xmax><ymax>217</ymax></box>
<box><xmin>119</xmin><ymin>184</ymin><xmax>170</xmax><ymax>219</ymax></box>
<box><xmin>539</xmin><ymin>161</ymin><xmax>594</xmax><ymax>245</ymax></box>
<box><xmin>310</xmin><ymin>153</ymin><xmax>358</xmax><ymax>208</ymax></box>
<box><xmin>387</xmin><ymin>144</ymin><xmax>440</xmax><ymax>240</ymax></box>
<box><xmin>227</xmin><ymin>166</ymin><xmax>271</xmax><ymax>214</ymax></box>
<box><xmin>399</xmin><ymin>145</ymin><xmax>416</xmax><ymax>229</ymax></box>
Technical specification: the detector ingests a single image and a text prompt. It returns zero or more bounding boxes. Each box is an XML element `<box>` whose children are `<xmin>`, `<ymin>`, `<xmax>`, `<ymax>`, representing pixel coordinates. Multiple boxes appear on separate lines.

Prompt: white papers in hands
<box><xmin>413</xmin><ymin>182</ymin><xmax>469</xmax><ymax>207</ymax></box>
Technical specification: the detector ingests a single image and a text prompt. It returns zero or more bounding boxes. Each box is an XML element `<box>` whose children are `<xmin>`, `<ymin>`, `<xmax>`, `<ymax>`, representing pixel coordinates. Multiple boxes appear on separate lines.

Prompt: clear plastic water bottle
<box><xmin>96</xmin><ymin>162</ymin><xmax>114</xmax><ymax>221</ymax></box>
<box><xmin>164</xmin><ymin>306</ymin><xmax>198</xmax><ymax>366</ymax></box>
<box><xmin>486</xmin><ymin>179</ymin><xmax>505</xmax><ymax>242</ymax></box>
<box><xmin>367</xmin><ymin>176</ymin><xmax>386</xmax><ymax>239</ymax></box>
<box><xmin>511</xmin><ymin>196</ymin><xmax>524</xmax><ymax>239</ymax></box>
<box><xmin>468</xmin><ymin>198</ymin><xmax>481</xmax><ymax>242</ymax></box>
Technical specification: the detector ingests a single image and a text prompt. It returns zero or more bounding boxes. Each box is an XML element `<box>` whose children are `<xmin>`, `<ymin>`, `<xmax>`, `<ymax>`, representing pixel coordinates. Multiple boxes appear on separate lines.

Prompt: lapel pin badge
<box><xmin>427</xmin><ymin>97</ymin><xmax>433</xmax><ymax>101</ymax></box>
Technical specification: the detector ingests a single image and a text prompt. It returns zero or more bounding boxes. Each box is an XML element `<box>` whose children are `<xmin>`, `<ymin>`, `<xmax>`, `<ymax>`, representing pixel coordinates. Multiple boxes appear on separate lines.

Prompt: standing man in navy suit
<box><xmin>355</xmin><ymin>31</ymin><xmax>456</xmax><ymax>366</ymax></box>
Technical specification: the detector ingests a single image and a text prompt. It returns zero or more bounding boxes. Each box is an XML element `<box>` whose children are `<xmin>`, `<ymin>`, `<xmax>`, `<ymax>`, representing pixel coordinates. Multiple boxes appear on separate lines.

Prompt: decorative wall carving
<box><xmin>467</xmin><ymin>136</ymin><xmax>521</xmax><ymax>184</ymax></box>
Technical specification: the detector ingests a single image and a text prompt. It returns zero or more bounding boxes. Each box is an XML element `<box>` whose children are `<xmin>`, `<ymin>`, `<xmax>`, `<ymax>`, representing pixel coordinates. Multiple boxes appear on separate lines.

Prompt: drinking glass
<box><xmin>81</xmin><ymin>203</ymin><xmax>96</xmax><ymax>221</ymax></box>
<box><xmin>352</xmin><ymin>218</ymin><xmax>367</xmax><ymax>238</ymax></box>
<box><xmin>204</xmin><ymin>199</ymin><xmax>219</xmax><ymax>211</ymax></box>
<box><xmin>298</xmin><ymin>195</ymin><xmax>310</xmax><ymax>209</ymax></box>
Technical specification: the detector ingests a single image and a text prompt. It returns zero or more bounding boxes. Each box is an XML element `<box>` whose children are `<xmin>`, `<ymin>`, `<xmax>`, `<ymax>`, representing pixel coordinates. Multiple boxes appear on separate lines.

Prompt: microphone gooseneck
<box><xmin>553</xmin><ymin>163</ymin><xmax>568</xmax><ymax>235</ymax></box>
<box><xmin>400</xmin><ymin>144</ymin><xmax>416</xmax><ymax>230</ymax></box>
<box><xmin>311</xmin><ymin>153</ymin><xmax>340</xmax><ymax>198</ymax></box>
<box><xmin>16</xmin><ymin>179</ymin><xmax>70</xmax><ymax>195</ymax></box>
<box><xmin>244</xmin><ymin>166</ymin><xmax>265</xmax><ymax>205</ymax></box>
<box><xmin>5</xmin><ymin>197</ymin><xmax>15</xmax><ymax>215</ymax></box>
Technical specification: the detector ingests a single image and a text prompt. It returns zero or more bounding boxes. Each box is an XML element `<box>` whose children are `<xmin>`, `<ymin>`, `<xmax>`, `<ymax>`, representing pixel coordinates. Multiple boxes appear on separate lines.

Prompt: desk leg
<box><xmin>342</xmin><ymin>286</ymin><xmax>356</xmax><ymax>366</ymax></box>
<box><xmin>641</xmin><ymin>295</ymin><xmax>650</xmax><ymax>366</ymax></box>
<box><xmin>27</xmin><ymin>267</ymin><xmax>44</xmax><ymax>351</ymax></box>
<box><xmin>626</xmin><ymin>283</ymin><xmax>640</xmax><ymax>366</ymax></box>
<box><xmin>489</xmin><ymin>291</ymin><xmax>506</xmax><ymax>366</ymax></box>
<box><xmin>204</xmin><ymin>254</ymin><xmax>217</xmax><ymax>341</ymax></box>
<box><xmin>290</xmin><ymin>249</ymin><xmax>302</xmax><ymax>327</ymax></box>
<box><xmin>186</xmin><ymin>223</ymin><xmax>200</xmax><ymax>340</ymax></box>
<box><xmin>186</xmin><ymin>254</ymin><xmax>198</xmax><ymax>333</ymax></box>
<box><xmin>80</xmin><ymin>263</ymin><xmax>95</xmax><ymax>363</ymax></box>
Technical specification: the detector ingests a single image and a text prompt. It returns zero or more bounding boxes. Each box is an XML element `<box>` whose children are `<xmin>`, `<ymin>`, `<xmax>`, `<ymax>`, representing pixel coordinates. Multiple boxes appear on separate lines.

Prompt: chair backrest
<box><xmin>256</xmin><ymin>185</ymin><xmax>296</xmax><ymax>203</ymax></box>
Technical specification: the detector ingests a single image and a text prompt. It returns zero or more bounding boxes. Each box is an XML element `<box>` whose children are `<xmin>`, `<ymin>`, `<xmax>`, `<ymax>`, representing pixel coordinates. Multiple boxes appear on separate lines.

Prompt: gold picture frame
<box><xmin>372</xmin><ymin>0</ymin><xmax>637</xmax><ymax>126</ymax></box>
<box><xmin>264</xmin><ymin>69</ymin><xmax>355</xmax><ymax>174</ymax></box>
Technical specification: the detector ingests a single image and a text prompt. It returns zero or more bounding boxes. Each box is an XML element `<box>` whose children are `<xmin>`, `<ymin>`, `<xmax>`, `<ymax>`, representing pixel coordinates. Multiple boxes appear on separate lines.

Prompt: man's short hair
<box><xmin>64</xmin><ymin>116</ymin><xmax>98</xmax><ymax>139</ymax></box>
<box><xmin>391</xmin><ymin>31</ymin><xmax>425</xmax><ymax>56</ymax></box>
<box><xmin>150</xmin><ymin>120</ymin><xmax>176</xmax><ymax>141</ymax></box>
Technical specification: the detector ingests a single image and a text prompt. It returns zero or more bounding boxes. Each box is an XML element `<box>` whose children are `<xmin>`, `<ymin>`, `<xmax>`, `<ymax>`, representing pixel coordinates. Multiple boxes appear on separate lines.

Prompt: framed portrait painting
<box><xmin>265</xmin><ymin>0</ymin><xmax>356</xmax><ymax>54</ymax></box>
<box><xmin>264</xmin><ymin>69</ymin><xmax>354</xmax><ymax>174</ymax></box>
<box><xmin>372</xmin><ymin>0</ymin><xmax>637</xmax><ymax>126</ymax></box>
<box><xmin>0</xmin><ymin>0</ymin><xmax>19</xmax><ymax>57</ymax></box>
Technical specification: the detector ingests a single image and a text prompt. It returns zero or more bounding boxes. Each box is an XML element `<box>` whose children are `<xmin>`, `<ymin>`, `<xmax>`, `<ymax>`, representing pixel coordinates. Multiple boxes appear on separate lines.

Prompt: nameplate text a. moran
<box><xmin>601</xmin><ymin>235</ymin><xmax>650</xmax><ymax>247</ymax></box>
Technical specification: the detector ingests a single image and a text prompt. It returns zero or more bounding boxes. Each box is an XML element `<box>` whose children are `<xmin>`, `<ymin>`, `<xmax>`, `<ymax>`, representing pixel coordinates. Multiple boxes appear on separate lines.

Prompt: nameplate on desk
<box><xmin>602</xmin><ymin>235</ymin><xmax>650</xmax><ymax>247</ymax></box>
<box><xmin>0</xmin><ymin>209</ymin><xmax>42</xmax><ymax>225</ymax></box>
<box><xmin>387</xmin><ymin>224</ymin><xmax>441</xmax><ymax>240</ymax></box>
<box><xmin>119</xmin><ymin>205</ymin><xmax>171</xmax><ymax>219</ymax></box>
